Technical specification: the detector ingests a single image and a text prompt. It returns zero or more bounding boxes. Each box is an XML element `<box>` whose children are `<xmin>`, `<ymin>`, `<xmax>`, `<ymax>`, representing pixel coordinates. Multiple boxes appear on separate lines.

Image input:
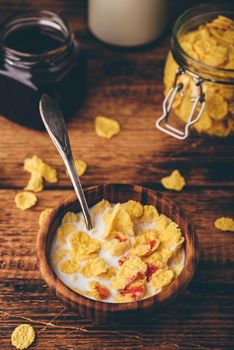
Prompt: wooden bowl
<box><xmin>37</xmin><ymin>184</ymin><xmax>198</xmax><ymax>323</ymax></box>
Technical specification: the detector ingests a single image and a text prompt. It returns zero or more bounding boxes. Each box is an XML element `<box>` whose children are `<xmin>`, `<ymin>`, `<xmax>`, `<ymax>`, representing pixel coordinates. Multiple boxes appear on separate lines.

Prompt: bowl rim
<box><xmin>37</xmin><ymin>183</ymin><xmax>199</xmax><ymax>313</ymax></box>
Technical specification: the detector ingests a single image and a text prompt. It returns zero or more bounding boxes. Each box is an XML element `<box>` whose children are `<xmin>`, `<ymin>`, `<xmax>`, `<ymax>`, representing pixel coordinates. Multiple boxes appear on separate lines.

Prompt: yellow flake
<box><xmin>56</xmin><ymin>224</ymin><xmax>77</xmax><ymax>244</ymax></box>
<box><xmin>103</xmin><ymin>238</ymin><xmax>131</xmax><ymax>256</ymax></box>
<box><xmin>41</xmin><ymin>163</ymin><xmax>57</xmax><ymax>183</ymax></box>
<box><xmin>95</xmin><ymin>116</ymin><xmax>120</xmax><ymax>139</ymax></box>
<box><xmin>62</xmin><ymin>211</ymin><xmax>79</xmax><ymax>224</ymax></box>
<box><xmin>144</xmin><ymin>245</ymin><xmax>172</xmax><ymax>268</ymax></box>
<box><xmin>51</xmin><ymin>247</ymin><xmax>68</xmax><ymax>269</ymax></box>
<box><xmin>80</xmin><ymin>257</ymin><xmax>109</xmax><ymax>278</ymax></box>
<box><xmin>11</xmin><ymin>324</ymin><xmax>35</xmax><ymax>350</ymax></box>
<box><xmin>129</xmin><ymin>230</ymin><xmax>160</xmax><ymax>257</ymax></box>
<box><xmin>214</xmin><ymin>217</ymin><xmax>234</xmax><ymax>231</ymax></box>
<box><xmin>24</xmin><ymin>172</ymin><xmax>43</xmax><ymax>192</ymax></box>
<box><xmin>194</xmin><ymin>112</ymin><xmax>213</xmax><ymax>133</ymax></box>
<box><xmin>159</xmin><ymin>222</ymin><xmax>183</xmax><ymax>251</ymax></box>
<box><xmin>161</xmin><ymin>170</ymin><xmax>186</xmax><ymax>191</ymax></box>
<box><xmin>99</xmin><ymin>266</ymin><xmax>117</xmax><ymax>280</ymax></box>
<box><xmin>69</xmin><ymin>231</ymin><xmax>101</xmax><ymax>262</ymax></box>
<box><xmin>103</xmin><ymin>204</ymin><xmax>134</xmax><ymax>238</ymax></box>
<box><xmin>169</xmin><ymin>248</ymin><xmax>184</xmax><ymax>276</ymax></box>
<box><xmin>60</xmin><ymin>260</ymin><xmax>79</xmax><ymax>274</ymax></box>
<box><xmin>111</xmin><ymin>256</ymin><xmax>147</xmax><ymax>290</ymax></box>
<box><xmin>24</xmin><ymin>155</ymin><xmax>57</xmax><ymax>183</ymax></box>
<box><xmin>92</xmin><ymin>199</ymin><xmax>111</xmax><ymax>215</ymax></box>
<box><xmin>150</xmin><ymin>268</ymin><xmax>174</xmax><ymax>291</ymax></box>
<box><xmin>139</xmin><ymin>205</ymin><xmax>159</xmax><ymax>223</ymax></box>
<box><xmin>39</xmin><ymin>208</ymin><xmax>52</xmax><ymax>226</ymax></box>
<box><xmin>15</xmin><ymin>192</ymin><xmax>37</xmax><ymax>211</ymax></box>
<box><xmin>155</xmin><ymin>214</ymin><xmax>171</xmax><ymax>231</ymax></box>
<box><xmin>66</xmin><ymin>160</ymin><xmax>87</xmax><ymax>177</ymax></box>
<box><xmin>206</xmin><ymin>93</ymin><xmax>228</xmax><ymax>120</ymax></box>
<box><xmin>123</xmin><ymin>200</ymin><xmax>144</xmax><ymax>220</ymax></box>
<box><xmin>87</xmin><ymin>281</ymin><xmax>111</xmax><ymax>300</ymax></box>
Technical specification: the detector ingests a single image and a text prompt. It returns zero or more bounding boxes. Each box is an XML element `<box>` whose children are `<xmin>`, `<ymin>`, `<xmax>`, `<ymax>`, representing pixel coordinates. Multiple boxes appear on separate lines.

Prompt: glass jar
<box><xmin>0</xmin><ymin>11</ymin><xmax>86</xmax><ymax>129</ymax></box>
<box><xmin>156</xmin><ymin>4</ymin><xmax>234</xmax><ymax>140</ymax></box>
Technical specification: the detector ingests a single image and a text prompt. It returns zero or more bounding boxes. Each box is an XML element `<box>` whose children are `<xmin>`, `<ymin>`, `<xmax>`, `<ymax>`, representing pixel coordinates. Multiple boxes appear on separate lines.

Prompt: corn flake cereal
<box><xmin>111</xmin><ymin>256</ymin><xmax>147</xmax><ymax>290</ymax></box>
<box><xmin>56</xmin><ymin>224</ymin><xmax>77</xmax><ymax>244</ymax></box>
<box><xmin>15</xmin><ymin>192</ymin><xmax>37</xmax><ymax>211</ymax></box>
<box><xmin>87</xmin><ymin>281</ymin><xmax>111</xmax><ymax>300</ymax></box>
<box><xmin>150</xmin><ymin>268</ymin><xmax>174</xmax><ymax>291</ymax></box>
<box><xmin>92</xmin><ymin>199</ymin><xmax>111</xmax><ymax>215</ymax></box>
<box><xmin>39</xmin><ymin>208</ymin><xmax>52</xmax><ymax>226</ymax></box>
<box><xmin>24</xmin><ymin>172</ymin><xmax>43</xmax><ymax>193</ymax></box>
<box><xmin>214</xmin><ymin>217</ymin><xmax>234</xmax><ymax>231</ymax></box>
<box><xmin>164</xmin><ymin>16</ymin><xmax>234</xmax><ymax>137</ymax></box>
<box><xmin>161</xmin><ymin>170</ymin><xmax>186</xmax><ymax>191</ymax></box>
<box><xmin>11</xmin><ymin>324</ymin><xmax>35</xmax><ymax>350</ymax></box>
<box><xmin>50</xmin><ymin>200</ymin><xmax>185</xmax><ymax>303</ymax></box>
<box><xmin>62</xmin><ymin>211</ymin><xmax>79</xmax><ymax>224</ymax></box>
<box><xmin>60</xmin><ymin>260</ymin><xmax>79</xmax><ymax>274</ymax></box>
<box><xmin>69</xmin><ymin>231</ymin><xmax>101</xmax><ymax>262</ymax></box>
<box><xmin>24</xmin><ymin>155</ymin><xmax>57</xmax><ymax>183</ymax></box>
<box><xmin>80</xmin><ymin>257</ymin><xmax>109</xmax><ymax>277</ymax></box>
<box><xmin>95</xmin><ymin>116</ymin><xmax>120</xmax><ymax>139</ymax></box>
<box><xmin>123</xmin><ymin>200</ymin><xmax>144</xmax><ymax>220</ymax></box>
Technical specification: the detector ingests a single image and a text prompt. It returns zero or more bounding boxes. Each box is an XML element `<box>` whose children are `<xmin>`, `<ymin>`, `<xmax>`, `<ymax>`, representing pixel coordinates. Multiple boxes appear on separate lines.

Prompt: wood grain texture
<box><xmin>0</xmin><ymin>0</ymin><xmax>234</xmax><ymax>348</ymax></box>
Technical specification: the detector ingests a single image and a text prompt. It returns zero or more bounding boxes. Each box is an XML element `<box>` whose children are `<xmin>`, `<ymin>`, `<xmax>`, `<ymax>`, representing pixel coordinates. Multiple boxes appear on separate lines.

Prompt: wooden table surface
<box><xmin>0</xmin><ymin>0</ymin><xmax>234</xmax><ymax>349</ymax></box>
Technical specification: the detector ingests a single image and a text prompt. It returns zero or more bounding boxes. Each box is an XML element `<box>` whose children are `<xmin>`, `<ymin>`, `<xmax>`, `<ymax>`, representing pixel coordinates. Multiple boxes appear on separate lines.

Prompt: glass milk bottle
<box><xmin>88</xmin><ymin>0</ymin><xmax>168</xmax><ymax>47</ymax></box>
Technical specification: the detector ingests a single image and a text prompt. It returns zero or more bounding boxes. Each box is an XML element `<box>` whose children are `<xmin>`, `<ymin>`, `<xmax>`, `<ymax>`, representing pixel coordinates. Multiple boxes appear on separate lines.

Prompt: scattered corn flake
<box><xmin>62</xmin><ymin>211</ymin><xmax>79</xmax><ymax>224</ymax></box>
<box><xmin>92</xmin><ymin>199</ymin><xmax>111</xmax><ymax>215</ymax></box>
<box><xmin>87</xmin><ymin>281</ymin><xmax>111</xmax><ymax>300</ymax></box>
<box><xmin>95</xmin><ymin>116</ymin><xmax>120</xmax><ymax>139</ymax></box>
<box><xmin>60</xmin><ymin>260</ymin><xmax>79</xmax><ymax>274</ymax></box>
<box><xmin>15</xmin><ymin>192</ymin><xmax>37</xmax><ymax>211</ymax></box>
<box><xmin>123</xmin><ymin>200</ymin><xmax>144</xmax><ymax>220</ymax></box>
<box><xmin>24</xmin><ymin>155</ymin><xmax>57</xmax><ymax>183</ymax></box>
<box><xmin>66</xmin><ymin>159</ymin><xmax>87</xmax><ymax>177</ymax></box>
<box><xmin>56</xmin><ymin>224</ymin><xmax>77</xmax><ymax>244</ymax></box>
<box><xmin>111</xmin><ymin>256</ymin><xmax>147</xmax><ymax>290</ymax></box>
<box><xmin>161</xmin><ymin>170</ymin><xmax>186</xmax><ymax>191</ymax></box>
<box><xmin>39</xmin><ymin>208</ymin><xmax>52</xmax><ymax>226</ymax></box>
<box><xmin>24</xmin><ymin>172</ymin><xmax>43</xmax><ymax>193</ymax></box>
<box><xmin>150</xmin><ymin>268</ymin><xmax>174</xmax><ymax>291</ymax></box>
<box><xmin>80</xmin><ymin>257</ymin><xmax>109</xmax><ymax>278</ymax></box>
<box><xmin>11</xmin><ymin>324</ymin><xmax>35</xmax><ymax>350</ymax></box>
<box><xmin>214</xmin><ymin>217</ymin><xmax>234</xmax><ymax>231</ymax></box>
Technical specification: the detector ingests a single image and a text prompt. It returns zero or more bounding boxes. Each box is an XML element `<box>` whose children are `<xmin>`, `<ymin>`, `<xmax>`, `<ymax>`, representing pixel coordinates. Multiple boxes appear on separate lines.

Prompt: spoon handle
<box><xmin>39</xmin><ymin>94</ymin><xmax>93</xmax><ymax>230</ymax></box>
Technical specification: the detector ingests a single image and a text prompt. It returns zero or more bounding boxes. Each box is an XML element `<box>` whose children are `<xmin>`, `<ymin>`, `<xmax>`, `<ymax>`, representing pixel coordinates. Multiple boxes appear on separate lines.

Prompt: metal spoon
<box><xmin>39</xmin><ymin>94</ymin><xmax>93</xmax><ymax>230</ymax></box>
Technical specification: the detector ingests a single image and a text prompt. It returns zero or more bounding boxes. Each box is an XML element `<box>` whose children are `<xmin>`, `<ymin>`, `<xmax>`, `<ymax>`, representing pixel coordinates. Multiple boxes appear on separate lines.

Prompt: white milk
<box><xmin>88</xmin><ymin>0</ymin><xmax>168</xmax><ymax>46</ymax></box>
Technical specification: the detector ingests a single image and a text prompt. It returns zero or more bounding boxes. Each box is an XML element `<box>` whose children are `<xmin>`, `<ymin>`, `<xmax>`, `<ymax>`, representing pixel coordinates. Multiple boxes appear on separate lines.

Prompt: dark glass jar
<box><xmin>0</xmin><ymin>11</ymin><xmax>86</xmax><ymax>129</ymax></box>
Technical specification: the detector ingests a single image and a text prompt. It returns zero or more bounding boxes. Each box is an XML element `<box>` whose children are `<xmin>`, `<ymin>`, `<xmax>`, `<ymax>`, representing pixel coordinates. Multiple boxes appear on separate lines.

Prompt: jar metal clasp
<box><xmin>156</xmin><ymin>67</ymin><xmax>206</xmax><ymax>140</ymax></box>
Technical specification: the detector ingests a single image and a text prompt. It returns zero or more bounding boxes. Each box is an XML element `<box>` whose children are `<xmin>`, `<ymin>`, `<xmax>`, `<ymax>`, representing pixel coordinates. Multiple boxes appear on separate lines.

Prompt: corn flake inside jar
<box><xmin>164</xmin><ymin>15</ymin><xmax>234</xmax><ymax>137</ymax></box>
<box><xmin>50</xmin><ymin>199</ymin><xmax>185</xmax><ymax>303</ymax></box>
